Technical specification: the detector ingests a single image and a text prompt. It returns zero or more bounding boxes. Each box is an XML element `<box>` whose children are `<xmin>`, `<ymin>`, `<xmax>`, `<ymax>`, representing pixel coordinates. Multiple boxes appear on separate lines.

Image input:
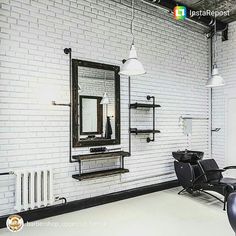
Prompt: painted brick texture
<box><xmin>0</xmin><ymin>0</ymin><xmax>209</xmax><ymax>215</ymax></box>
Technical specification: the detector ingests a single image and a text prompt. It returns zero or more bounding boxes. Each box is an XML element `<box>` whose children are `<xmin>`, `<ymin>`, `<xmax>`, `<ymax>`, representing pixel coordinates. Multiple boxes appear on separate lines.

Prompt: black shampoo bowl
<box><xmin>172</xmin><ymin>149</ymin><xmax>204</xmax><ymax>164</ymax></box>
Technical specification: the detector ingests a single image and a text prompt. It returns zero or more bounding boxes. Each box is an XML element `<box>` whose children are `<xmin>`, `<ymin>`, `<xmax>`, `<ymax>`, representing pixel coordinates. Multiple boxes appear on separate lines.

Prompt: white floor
<box><xmin>0</xmin><ymin>187</ymin><xmax>233</xmax><ymax>236</ymax></box>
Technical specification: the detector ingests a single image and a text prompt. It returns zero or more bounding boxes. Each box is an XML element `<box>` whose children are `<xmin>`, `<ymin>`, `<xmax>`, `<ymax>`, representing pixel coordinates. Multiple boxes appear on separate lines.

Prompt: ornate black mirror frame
<box><xmin>72</xmin><ymin>59</ymin><xmax>121</xmax><ymax>147</ymax></box>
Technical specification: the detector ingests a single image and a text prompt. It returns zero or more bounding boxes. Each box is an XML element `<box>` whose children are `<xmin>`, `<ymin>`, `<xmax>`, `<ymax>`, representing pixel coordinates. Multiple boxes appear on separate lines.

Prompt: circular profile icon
<box><xmin>6</xmin><ymin>215</ymin><xmax>24</xmax><ymax>232</ymax></box>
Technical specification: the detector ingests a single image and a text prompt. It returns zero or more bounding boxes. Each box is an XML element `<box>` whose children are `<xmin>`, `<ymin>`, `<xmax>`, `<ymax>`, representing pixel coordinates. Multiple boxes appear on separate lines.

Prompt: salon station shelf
<box><xmin>72</xmin><ymin>151</ymin><xmax>130</xmax><ymax>161</ymax></box>
<box><xmin>72</xmin><ymin>168</ymin><xmax>129</xmax><ymax>181</ymax></box>
<box><xmin>72</xmin><ymin>151</ymin><xmax>130</xmax><ymax>181</ymax></box>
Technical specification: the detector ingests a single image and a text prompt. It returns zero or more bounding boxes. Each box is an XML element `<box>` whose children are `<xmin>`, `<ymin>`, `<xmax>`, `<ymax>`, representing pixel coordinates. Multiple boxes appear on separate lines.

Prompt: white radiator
<box><xmin>14</xmin><ymin>168</ymin><xmax>53</xmax><ymax>212</ymax></box>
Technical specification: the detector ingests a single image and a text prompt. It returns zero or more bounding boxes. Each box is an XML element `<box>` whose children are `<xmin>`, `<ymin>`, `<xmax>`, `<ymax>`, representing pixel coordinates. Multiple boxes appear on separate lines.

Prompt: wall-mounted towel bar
<box><xmin>180</xmin><ymin>116</ymin><xmax>209</xmax><ymax>120</ymax></box>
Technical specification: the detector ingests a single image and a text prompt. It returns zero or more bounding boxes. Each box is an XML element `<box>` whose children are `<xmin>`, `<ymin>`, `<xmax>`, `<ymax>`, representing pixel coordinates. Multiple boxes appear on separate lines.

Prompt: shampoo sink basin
<box><xmin>172</xmin><ymin>149</ymin><xmax>204</xmax><ymax>164</ymax></box>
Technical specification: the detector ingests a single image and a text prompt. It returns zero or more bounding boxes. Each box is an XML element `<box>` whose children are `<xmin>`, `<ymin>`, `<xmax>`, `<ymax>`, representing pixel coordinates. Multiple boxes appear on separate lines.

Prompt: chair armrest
<box><xmin>224</xmin><ymin>166</ymin><xmax>236</xmax><ymax>170</ymax></box>
<box><xmin>205</xmin><ymin>169</ymin><xmax>225</xmax><ymax>183</ymax></box>
<box><xmin>192</xmin><ymin>169</ymin><xmax>225</xmax><ymax>185</ymax></box>
<box><xmin>205</xmin><ymin>169</ymin><xmax>226</xmax><ymax>173</ymax></box>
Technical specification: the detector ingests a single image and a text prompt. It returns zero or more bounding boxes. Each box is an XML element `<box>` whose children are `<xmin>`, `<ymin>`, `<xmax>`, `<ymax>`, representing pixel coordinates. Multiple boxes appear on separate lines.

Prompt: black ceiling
<box><xmin>177</xmin><ymin>0</ymin><xmax>236</xmax><ymax>23</ymax></box>
<box><xmin>144</xmin><ymin>0</ymin><xmax>228</xmax><ymax>31</ymax></box>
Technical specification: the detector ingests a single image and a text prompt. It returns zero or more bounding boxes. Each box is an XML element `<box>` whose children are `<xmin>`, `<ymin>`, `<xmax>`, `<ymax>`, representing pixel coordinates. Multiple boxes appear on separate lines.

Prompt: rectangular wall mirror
<box><xmin>72</xmin><ymin>59</ymin><xmax>120</xmax><ymax>147</ymax></box>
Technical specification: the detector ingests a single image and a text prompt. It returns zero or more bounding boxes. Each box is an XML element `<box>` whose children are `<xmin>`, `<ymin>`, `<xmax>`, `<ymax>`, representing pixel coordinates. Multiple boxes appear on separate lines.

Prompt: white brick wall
<box><xmin>212</xmin><ymin>22</ymin><xmax>236</xmax><ymax>166</ymax></box>
<box><xmin>0</xmin><ymin>0</ymin><xmax>209</xmax><ymax>215</ymax></box>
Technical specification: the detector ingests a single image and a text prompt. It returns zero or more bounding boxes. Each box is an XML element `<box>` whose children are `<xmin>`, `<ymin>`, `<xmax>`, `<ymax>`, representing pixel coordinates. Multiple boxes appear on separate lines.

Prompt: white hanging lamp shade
<box><xmin>100</xmin><ymin>92</ymin><xmax>110</xmax><ymax>105</ymax></box>
<box><xmin>119</xmin><ymin>45</ymin><xmax>146</xmax><ymax>76</ymax></box>
<box><xmin>206</xmin><ymin>65</ymin><xmax>225</xmax><ymax>88</ymax></box>
<box><xmin>205</xmin><ymin>3</ymin><xmax>225</xmax><ymax>89</ymax></box>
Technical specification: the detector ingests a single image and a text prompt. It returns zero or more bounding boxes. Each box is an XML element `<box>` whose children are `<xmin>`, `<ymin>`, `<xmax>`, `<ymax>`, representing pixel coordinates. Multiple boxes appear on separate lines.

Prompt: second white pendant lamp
<box><xmin>100</xmin><ymin>92</ymin><xmax>109</xmax><ymax>105</ymax></box>
<box><xmin>206</xmin><ymin>0</ymin><xmax>225</xmax><ymax>88</ymax></box>
<box><xmin>206</xmin><ymin>65</ymin><xmax>225</xmax><ymax>87</ymax></box>
<box><xmin>100</xmin><ymin>71</ymin><xmax>110</xmax><ymax>105</ymax></box>
<box><xmin>120</xmin><ymin>0</ymin><xmax>146</xmax><ymax>76</ymax></box>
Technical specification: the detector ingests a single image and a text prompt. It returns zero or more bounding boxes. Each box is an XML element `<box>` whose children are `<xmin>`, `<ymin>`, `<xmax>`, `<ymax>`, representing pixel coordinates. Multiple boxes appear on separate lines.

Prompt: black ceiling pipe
<box><xmin>144</xmin><ymin>0</ymin><xmax>228</xmax><ymax>32</ymax></box>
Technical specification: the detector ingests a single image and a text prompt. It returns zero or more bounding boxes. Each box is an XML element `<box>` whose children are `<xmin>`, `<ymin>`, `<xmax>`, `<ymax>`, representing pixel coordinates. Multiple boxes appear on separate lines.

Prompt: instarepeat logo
<box><xmin>174</xmin><ymin>6</ymin><xmax>187</xmax><ymax>20</ymax></box>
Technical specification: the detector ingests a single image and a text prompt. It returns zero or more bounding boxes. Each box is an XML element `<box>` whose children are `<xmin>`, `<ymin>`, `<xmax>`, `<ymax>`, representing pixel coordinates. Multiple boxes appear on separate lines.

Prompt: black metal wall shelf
<box><xmin>72</xmin><ymin>168</ymin><xmax>129</xmax><ymax>181</ymax></box>
<box><xmin>130</xmin><ymin>103</ymin><xmax>161</xmax><ymax>109</ymax></box>
<box><xmin>129</xmin><ymin>95</ymin><xmax>161</xmax><ymax>143</ymax></box>
<box><xmin>130</xmin><ymin>128</ymin><xmax>160</xmax><ymax>134</ymax></box>
<box><xmin>72</xmin><ymin>151</ymin><xmax>129</xmax><ymax>181</ymax></box>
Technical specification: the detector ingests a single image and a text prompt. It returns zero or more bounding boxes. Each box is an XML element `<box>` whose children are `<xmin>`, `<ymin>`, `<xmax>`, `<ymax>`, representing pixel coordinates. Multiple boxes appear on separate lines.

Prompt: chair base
<box><xmin>178</xmin><ymin>187</ymin><xmax>226</xmax><ymax>210</ymax></box>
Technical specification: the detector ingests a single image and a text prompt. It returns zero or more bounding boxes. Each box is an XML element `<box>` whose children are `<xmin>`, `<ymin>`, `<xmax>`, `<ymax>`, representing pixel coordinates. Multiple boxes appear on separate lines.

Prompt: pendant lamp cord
<box><xmin>131</xmin><ymin>0</ymin><xmax>135</xmax><ymax>45</ymax></box>
<box><xmin>213</xmin><ymin>0</ymin><xmax>217</xmax><ymax>66</ymax></box>
<box><xmin>104</xmin><ymin>71</ymin><xmax>107</xmax><ymax>92</ymax></box>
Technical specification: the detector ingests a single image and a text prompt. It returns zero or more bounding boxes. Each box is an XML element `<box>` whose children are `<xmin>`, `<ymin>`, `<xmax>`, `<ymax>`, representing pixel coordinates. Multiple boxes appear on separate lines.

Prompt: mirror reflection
<box><xmin>78</xmin><ymin>67</ymin><xmax>115</xmax><ymax>142</ymax></box>
<box><xmin>80</xmin><ymin>96</ymin><xmax>102</xmax><ymax>135</ymax></box>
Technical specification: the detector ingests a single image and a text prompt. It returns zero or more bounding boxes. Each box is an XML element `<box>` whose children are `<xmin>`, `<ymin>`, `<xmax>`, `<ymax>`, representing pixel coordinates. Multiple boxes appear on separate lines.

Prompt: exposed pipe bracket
<box><xmin>63</xmin><ymin>48</ymin><xmax>77</xmax><ymax>163</ymax></box>
<box><xmin>212</xmin><ymin>128</ymin><xmax>221</xmax><ymax>132</ymax></box>
<box><xmin>52</xmin><ymin>101</ymin><xmax>71</xmax><ymax>107</ymax></box>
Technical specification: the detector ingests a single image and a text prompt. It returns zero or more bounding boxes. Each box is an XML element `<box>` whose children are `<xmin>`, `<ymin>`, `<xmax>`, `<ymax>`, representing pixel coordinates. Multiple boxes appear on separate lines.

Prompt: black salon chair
<box><xmin>197</xmin><ymin>159</ymin><xmax>236</xmax><ymax>210</ymax></box>
<box><xmin>175</xmin><ymin>158</ymin><xmax>236</xmax><ymax>210</ymax></box>
<box><xmin>227</xmin><ymin>192</ymin><xmax>236</xmax><ymax>235</ymax></box>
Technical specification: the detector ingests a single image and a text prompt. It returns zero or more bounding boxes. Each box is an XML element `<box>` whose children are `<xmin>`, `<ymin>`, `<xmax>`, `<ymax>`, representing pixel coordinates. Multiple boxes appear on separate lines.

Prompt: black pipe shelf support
<box><xmin>54</xmin><ymin>48</ymin><xmax>77</xmax><ymax>163</ymax></box>
<box><xmin>0</xmin><ymin>172</ymin><xmax>12</xmax><ymax>176</ymax></box>
<box><xmin>129</xmin><ymin>95</ymin><xmax>161</xmax><ymax>143</ymax></box>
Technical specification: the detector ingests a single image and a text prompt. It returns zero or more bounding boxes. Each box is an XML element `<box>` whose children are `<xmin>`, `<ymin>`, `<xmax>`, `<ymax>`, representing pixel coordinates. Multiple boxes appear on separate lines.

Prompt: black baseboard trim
<box><xmin>0</xmin><ymin>180</ymin><xmax>178</xmax><ymax>229</ymax></box>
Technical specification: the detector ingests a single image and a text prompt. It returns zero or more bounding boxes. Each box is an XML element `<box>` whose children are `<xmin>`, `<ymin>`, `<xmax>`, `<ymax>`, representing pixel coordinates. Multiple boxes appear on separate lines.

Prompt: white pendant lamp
<box><xmin>206</xmin><ymin>1</ymin><xmax>225</xmax><ymax>88</ymax></box>
<box><xmin>120</xmin><ymin>44</ymin><xmax>146</xmax><ymax>76</ymax></box>
<box><xmin>206</xmin><ymin>64</ymin><xmax>225</xmax><ymax>87</ymax></box>
<box><xmin>120</xmin><ymin>0</ymin><xmax>146</xmax><ymax>76</ymax></box>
